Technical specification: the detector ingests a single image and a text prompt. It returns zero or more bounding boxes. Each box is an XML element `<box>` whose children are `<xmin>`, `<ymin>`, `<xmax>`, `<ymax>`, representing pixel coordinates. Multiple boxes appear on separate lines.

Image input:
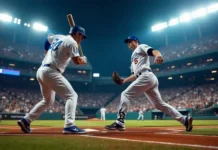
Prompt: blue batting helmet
<box><xmin>124</xmin><ymin>36</ymin><xmax>140</xmax><ymax>43</ymax></box>
<box><xmin>69</xmin><ymin>25</ymin><xmax>87</xmax><ymax>39</ymax></box>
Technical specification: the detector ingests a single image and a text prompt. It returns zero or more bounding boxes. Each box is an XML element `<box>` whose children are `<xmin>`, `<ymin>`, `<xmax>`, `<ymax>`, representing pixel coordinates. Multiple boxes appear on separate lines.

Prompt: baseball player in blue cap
<box><xmin>105</xmin><ymin>36</ymin><xmax>193</xmax><ymax>132</ymax></box>
<box><xmin>18</xmin><ymin>25</ymin><xmax>88</xmax><ymax>134</ymax></box>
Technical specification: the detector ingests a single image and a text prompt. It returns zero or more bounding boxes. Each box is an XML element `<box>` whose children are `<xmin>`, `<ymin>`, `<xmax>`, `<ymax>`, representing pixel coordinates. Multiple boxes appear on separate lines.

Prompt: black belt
<box><xmin>43</xmin><ymin>64</ymin><xmax>61</xmax><ymax>73</ymax></box>
<box><xmin>136</xmin><ymin>69</ymin><xmax>152</xmax><ymax>78</ymax></box>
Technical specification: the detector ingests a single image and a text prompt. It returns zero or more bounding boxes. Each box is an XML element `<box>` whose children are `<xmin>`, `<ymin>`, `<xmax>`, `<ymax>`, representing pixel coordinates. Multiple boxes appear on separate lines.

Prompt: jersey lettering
<box><xmin>134</xmin><ymin>58</ymin><xmax>138</xmax><ymax>64</ymax></box>
<box><xmin>50</xmin><ymin>38</ymin><xmax>63</xmax><ymax>51</ymax></box>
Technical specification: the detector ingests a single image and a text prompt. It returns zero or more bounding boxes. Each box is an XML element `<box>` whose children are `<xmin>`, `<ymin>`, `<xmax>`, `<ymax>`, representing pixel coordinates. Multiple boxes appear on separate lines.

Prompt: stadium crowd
<box><xmin>106</xmin><ymin>83</ymin><xmax>218</xmax><ymax>113</ymax></box>
<box><xmin>0</xmin><ymin>35</ymin><xmax>218</xmax><ymax>65</ymax></box>
<box><xmin>77</xmin><ymin>92</ymin><xmax>114</xmax><ymax>107</ymax></box>
<box><xmin>152</xmin><ymin>59</ymin><xmax>218</xmax><ymax>74</ymax></box>
<box><xmin>0</xmin><ymin>87</ymin><xmax>64</xmax><ymax>114</ymax></box>
<box><xmin>159</xmin><ymin>36</ymin><xmax>218</xmax><ymax>60</ymax></box>
<box><xmin>0</xmin><ymin>87</ymin><xmax>114</xmax><ymax>113</ymax></box>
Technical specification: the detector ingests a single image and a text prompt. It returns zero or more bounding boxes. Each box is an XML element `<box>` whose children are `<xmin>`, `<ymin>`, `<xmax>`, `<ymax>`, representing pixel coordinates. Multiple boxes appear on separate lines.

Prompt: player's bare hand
<box><xmin>72</xmin><ymin>56</ymin><xmax>87</xmax><ymax>65</ymax></box>
<box><xmin>154</xmin><ymin>56</ymin><xmax>164</xmax><ymax>64</ymax></box>
<box><xmin>121</xmin><ymin>78</ymin><xmax>126</xmax><ymax>84</ymax></box>
<box><xmin>78</xmin><ymin>56</ymin><xmax>87</xmax><ymax>64</ymax></box>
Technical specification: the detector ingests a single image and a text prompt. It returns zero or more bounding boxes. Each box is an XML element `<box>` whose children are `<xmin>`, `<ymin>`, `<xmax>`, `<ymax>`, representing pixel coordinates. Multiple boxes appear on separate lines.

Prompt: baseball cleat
<box><xmin>184</xmin><ymin>117</ymin><xmax>193</xmax><ymax>132</ymax></box>
<box><xmin>63</xmin><ymin>126</ymin><xmax>86</xmax><ymax>134</ymax></box>
<box><xmin>17</xmin><ymin>118</ymin><xmax>31</xmax><ymax>134</ymax></box>
<box><xmin>105</xmin><ymin>122</ymin><xmax>126</xmax><ymax>131</ymax></box>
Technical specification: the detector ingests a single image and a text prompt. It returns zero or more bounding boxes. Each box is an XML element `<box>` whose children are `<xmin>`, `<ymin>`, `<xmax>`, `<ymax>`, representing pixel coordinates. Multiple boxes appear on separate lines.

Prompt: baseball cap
<box><xmin>69</xmin><ymin>25</ymin><xmax>88</xmax><ymax>39</ymax></box>
<box><xmin>124</xmin><ymin>36</ymin><xmax>140</xmax><ymax>43</ymax></box>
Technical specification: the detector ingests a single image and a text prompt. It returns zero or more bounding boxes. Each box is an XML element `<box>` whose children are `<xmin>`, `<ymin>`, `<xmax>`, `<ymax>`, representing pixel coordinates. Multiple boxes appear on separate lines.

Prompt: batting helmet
<box><xmin>69</xmin><ymin>25</ymin><xmax>87</xmax><ymax>39</ymax></box>
<box><xmin>124</xmin><ymin>36</ymin><xmax>140</xmax><ymax>44</ymax></box>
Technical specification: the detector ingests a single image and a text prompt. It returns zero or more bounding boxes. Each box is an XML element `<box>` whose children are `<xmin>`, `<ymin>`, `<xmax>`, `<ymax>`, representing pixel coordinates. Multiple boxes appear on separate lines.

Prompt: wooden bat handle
<box><xmin>67</xmin><ymin>14</ymin><xmax>75</xmax><ymax>27</ymax></box>
<box><xmin>67</xmin><ymin>14</ymin><xmax>84</xmax><ymax>56</ymax></box>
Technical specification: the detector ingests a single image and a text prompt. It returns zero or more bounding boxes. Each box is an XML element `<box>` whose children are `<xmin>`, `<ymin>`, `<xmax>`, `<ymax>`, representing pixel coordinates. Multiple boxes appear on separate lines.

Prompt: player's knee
<box><xmin>154</xmin><ymin>103</ymin><xmax>164</xmax><ymax>110</ymax></box>
<box><xmin>67</xmin><ymin>91</ymin><xmax>78</xmax><ymax>101</ymax></box>
<box><xmin>41</xmin><ymin>100</ymin><xmax>53</xmax><ymax>107</ymax></box>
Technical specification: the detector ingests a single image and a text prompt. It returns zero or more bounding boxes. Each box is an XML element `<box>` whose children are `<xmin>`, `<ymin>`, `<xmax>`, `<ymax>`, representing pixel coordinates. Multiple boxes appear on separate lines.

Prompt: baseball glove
<box><xmin>112</xmin><ymin>72</ymin><xmax>124</xmax><ymax>85</ymax></box>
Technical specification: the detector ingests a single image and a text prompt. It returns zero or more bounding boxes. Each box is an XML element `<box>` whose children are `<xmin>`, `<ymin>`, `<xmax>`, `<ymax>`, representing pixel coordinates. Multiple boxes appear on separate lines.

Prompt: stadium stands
<box><xmin>105</xmin><ymin>83</ymin><xmax>218</xmax><ymax>113</ymax></box>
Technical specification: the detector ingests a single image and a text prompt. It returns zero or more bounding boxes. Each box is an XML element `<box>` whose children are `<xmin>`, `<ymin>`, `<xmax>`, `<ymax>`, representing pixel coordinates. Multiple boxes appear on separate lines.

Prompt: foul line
<box><xmin>80</xmin><ymin>135</ymin><xmax>218</xmax><ymax>149</ymax></box>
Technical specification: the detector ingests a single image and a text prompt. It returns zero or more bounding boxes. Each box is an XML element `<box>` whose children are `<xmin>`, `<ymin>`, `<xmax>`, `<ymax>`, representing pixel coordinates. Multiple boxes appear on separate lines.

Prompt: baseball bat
<box><xmin>67</xmin><ymin>14</ymin><xmax>84</xmax><ymax>56</ymax></box>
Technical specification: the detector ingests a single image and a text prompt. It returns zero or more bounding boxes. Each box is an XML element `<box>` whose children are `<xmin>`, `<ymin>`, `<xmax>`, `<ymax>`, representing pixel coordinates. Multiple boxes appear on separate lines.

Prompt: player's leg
<box><xmin>137</xmin><ymin>115</ymin><xmax>140</xmax><ymax>120</ymax></box>
<box><xmin>144</xmin><ymin>75</ymin><xmax>193</xmax><ymax>132</ymax></box>
<box><xmin>18</xmin><ymin>69</ymin><xmax>55</xmax><ymax>133</ymax></box>
<box><xmin>105</xmin><ymin>73</ymin><xmax>154</xmax><ymax>130</ymax></box>
<box><xmin>41</xmin><ymin>70</ymin><xmax>84</xmax><ymax>133</ymax></box>
<box><xmin>25</xmin><ymin>82</ymin><xmax>55</xmax><ymax>122</ymax></box>
<box><xmin>101</xmin><ymin>114</ymin><xmax>103</xmax><ymax>120</ymax></box>
<box><xmin>142</xmin><ymin>115</ymin><xmax>144</xmax><ymax>120</ymax></box>
<box><xmin>103</xmin><ymin>114</ymin><xmax>105</xmax><ymax>121</ymax></box>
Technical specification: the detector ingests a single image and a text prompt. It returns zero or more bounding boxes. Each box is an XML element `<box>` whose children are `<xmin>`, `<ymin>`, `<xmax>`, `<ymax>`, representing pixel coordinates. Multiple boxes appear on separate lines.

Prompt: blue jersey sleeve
<box><xmin>44</xmin><ymin>39</ymin><xmax>51</xmax><ymax>51</ymax></box>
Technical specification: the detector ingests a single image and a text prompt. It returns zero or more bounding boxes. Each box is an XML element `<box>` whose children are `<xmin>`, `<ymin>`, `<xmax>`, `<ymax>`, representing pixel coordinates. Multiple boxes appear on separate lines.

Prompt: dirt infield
<box><xmin>0</xmin><ymin>125</ymin><xmax>218</xmax><ymax>149</ymax></box>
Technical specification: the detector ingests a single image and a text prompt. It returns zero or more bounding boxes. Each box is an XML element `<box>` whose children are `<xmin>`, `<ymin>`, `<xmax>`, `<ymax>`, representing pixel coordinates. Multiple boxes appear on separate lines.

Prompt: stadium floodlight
<box><xmin>191</xmin><ymin>8</ymin><xmax>207</xmax><ymax>18</ymax></box>
<box><xmin>151</xmin><ymin>22</ymin><xmax>167</xmax><ymax>32</ymax></box>
<box><xmin>33</xmin><ymin>22</ymin><xmax>48</xmax><ymax>32</ymax></box>
<box><xmin>27</xmin><ymin>24</ymin><xmax>30</xmax><ymax>27</ymax></box>
<box><xmin>168</xmin><ymin>18</ymin><xmax>179</xmax><ymax>26</ymax></box>
<box><xmin>14</xmin><ymin>18</ymin><xmax>17</xmax><ymax>23</ymax></box>
<box><xmin>24</xmin><ymin>23</ymin><xmax>27</xmax><ymax>26</ymax></box>
<box><xmin>179</xmin><ymin>13</ymin><xmax>192</xmax><ymax>22</ymax></box>
<box><xmin>0</xmin><ymin>14</ymin><xmax>12</xmax><ymax>22</ymax></box>
<box><xmin>93</xmin><ymin>73</ymin><xmax>100</xmax><ymax>77</ymax></box>
<box><xmin>207</xmin><ymin>3</ymin><xmax>218</xmax><ymax>13</ymax></box>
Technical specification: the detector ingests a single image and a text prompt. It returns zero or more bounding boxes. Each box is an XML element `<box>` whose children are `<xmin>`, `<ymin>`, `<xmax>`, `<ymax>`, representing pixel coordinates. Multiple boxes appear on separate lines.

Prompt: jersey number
<box><xmin>134</xmin><ymin>58</ymin><xmax>138</xmax><ymax>64</ymax></box>
<box><xmin>50</xmin><ymin>39</ymin><xmax>63</xmax><ymax>51</ymax></box>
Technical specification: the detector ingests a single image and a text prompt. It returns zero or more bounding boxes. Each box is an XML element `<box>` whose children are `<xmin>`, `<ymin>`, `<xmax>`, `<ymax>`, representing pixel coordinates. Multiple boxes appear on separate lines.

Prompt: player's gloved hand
<box><xmin>154</xmin><ymin>55</ymin><xmax>164</xmax><ymax>64</ymax></box>
<box><xmin>112</xmin><ymin>72</ymin><xmax>124</xmax><ymax>85</ymax></box>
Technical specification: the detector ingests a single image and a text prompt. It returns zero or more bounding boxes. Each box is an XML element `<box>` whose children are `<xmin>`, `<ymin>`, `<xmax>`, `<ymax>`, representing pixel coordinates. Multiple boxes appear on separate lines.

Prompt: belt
<box><xmin>42</xmin><ymin>64</ymin><xmax>61</xmax><ymax>73</ymax></box>
<box><xmin>136</xmin><ymin>69</ymin><xmax>152</xmax><ymax>78</ymax></box>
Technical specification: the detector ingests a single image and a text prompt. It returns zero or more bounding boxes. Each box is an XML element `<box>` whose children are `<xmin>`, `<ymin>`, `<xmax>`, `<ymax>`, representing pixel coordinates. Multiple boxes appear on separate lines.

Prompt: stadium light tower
<box><xmin>179</xmin><ymin>13</ymin><xmax>192</xmax><ymax>22</ymax></box>
<box><xmin>207</xmin><ymin>3</ymin><xmax>218</xmax><ymax>13</ymax></box>
<box><xmin>151</xmin><ymin>22</ymin><xmax>168</xmax><ymax>32</ymax></box>
<box><xmin>191</xmin><ymin>8</ymin><xmax>207</xmax><ymax>18</ymax></box>
<box><xmin>0</xmin><ymin>14</ymin><xmax>12</xmax><ymax>22</ymax></box>
<box><xmin>33</xmin><ymin>22</ymin><xmax>48</xmax><ymax>32</ymax></box>
<box><xmin>168</xmin><ymin>18</ymin><xmax>179</xmax><ymax>26</ymax></box>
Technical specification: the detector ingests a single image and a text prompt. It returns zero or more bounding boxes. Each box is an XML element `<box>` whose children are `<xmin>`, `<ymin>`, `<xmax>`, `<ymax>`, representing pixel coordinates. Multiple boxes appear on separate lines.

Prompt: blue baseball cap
<box><xmin>69</xmin><ymin>25</ymin><xmax>87</xmax><ymax>39</ymax></box>
<box><xmin>124</xmin><ymin>36</ymin><xmax>140</xmax><ymax>43</ymax></box>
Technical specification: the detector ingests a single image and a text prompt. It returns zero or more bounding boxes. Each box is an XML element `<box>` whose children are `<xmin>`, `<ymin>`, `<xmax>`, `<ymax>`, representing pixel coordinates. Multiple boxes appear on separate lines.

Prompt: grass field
<box><xmin>0</xmin><ymin>120</ymin><xmax>218</xmax><ymax>150</ymax></box>
<box><xmin>1</xmin><ymin>120</ymin><xmax>218</xmax><ymax>127</ymax></box>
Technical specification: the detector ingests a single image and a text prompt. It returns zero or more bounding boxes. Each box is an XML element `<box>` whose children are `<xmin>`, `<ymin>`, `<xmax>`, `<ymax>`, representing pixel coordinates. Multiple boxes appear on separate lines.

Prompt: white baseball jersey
<box><xmin>100</xmin><ymin>108</ymin><xmax>106</xmax><ymax>114</ymax></box>
<box><xmin>139</xmin><ymin>110</ymin><xmax>143</xmax><ymax>115</ymax></box>
<box><xmin>42</xmin><ymin>34</ymin><xmax>80</xmax><ymax>73</ymax></box>
<box><xmin>130</xmin><ymin>44</ymin><xmax>152</xmax><ymax>76</ymax></box>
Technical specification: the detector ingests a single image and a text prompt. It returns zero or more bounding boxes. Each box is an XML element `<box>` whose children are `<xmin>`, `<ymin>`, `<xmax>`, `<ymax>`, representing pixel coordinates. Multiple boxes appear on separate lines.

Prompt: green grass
<box><xmin>0</xmin><ymin>136</ymin><xmax>200</xmax><ymax>150</ymax></box>
<box><xmin>1</xmin><ymin>120</ymin><xmax>218</xmax><ymax>127</ymax></box>
<box><xmin>185</xmin><ymin>128</ymin><xmax>218</xmax><ymax>136</ymax></box>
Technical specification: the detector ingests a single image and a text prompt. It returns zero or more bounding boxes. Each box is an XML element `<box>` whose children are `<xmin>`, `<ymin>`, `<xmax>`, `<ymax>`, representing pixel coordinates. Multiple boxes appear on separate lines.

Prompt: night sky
<box><xmin>0</xmin><ymin>0</ymin><xmax>216</xmax><ymax>76</ymax></box>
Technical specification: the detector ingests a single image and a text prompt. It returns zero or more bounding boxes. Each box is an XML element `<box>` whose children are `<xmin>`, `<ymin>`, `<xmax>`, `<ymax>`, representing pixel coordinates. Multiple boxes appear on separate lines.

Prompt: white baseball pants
<box><xmin>138</xmin><ymin>114</ymin><xmax>144</xmax><ymax>120</ymax></box>
<box><xmin>24</xmin><ymin>67</ymin><xmax>78</xmax><ymax>128</ymax></box>
<box><xmin>101</xmin><ymin>113</ymin><xmax>105</xmax><ymax>120</ymax></box>
<box><xmin>116</xmin><ymin>71</ymin><xmax>186</xmax><ymax>126</ymax></box>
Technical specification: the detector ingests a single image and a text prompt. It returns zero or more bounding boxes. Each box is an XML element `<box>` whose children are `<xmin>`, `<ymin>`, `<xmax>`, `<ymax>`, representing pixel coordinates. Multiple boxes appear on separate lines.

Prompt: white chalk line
<box><xmin>80</xmin><ymin>134</ymin><xmax>218</xmax><ymax>149</ymax></box>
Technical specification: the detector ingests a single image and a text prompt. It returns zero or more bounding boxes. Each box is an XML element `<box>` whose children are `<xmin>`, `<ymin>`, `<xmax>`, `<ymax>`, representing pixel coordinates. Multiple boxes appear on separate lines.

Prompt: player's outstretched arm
<box><xmin>153</xmin><ymin>50</ymin><xmax>164</xmax><ymax>64</ymax></box>
<box><xmin>123</xmin><ymin>74</ymin><xmax>136</xmax><ymax>83</ymax></box>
